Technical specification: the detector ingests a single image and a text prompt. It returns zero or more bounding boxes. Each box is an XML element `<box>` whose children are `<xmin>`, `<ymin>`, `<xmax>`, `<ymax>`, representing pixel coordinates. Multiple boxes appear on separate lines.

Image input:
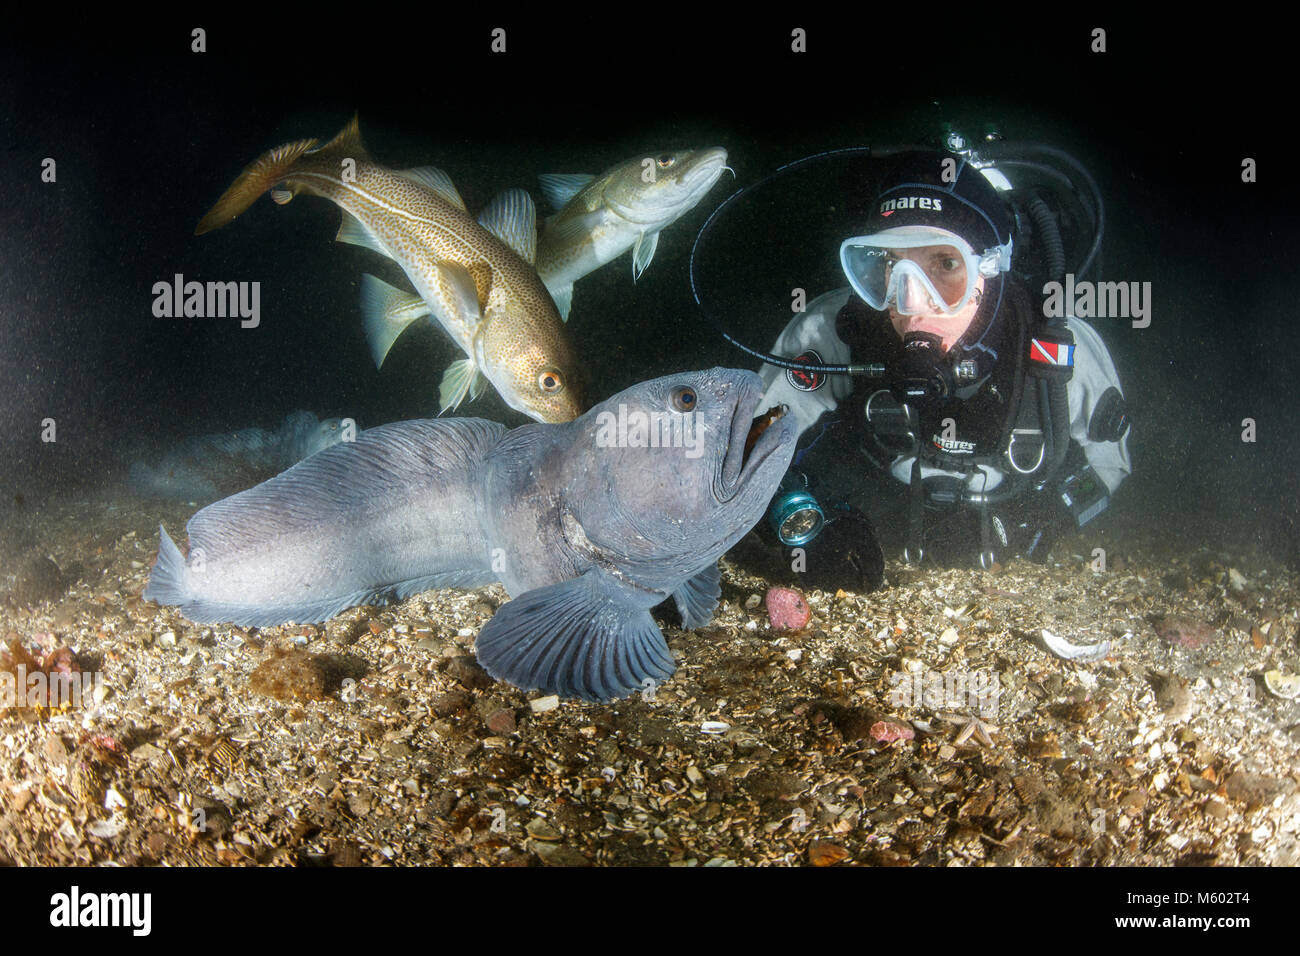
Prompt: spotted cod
<box><xmin>144</xmin><ymin>370</ymin><xmax>795</xmax><ymax>702</ymax></box>
<box><xmin>196</xmin><ymin>115</ymin><xmax>585</xmax><ymax>423</ymax></box>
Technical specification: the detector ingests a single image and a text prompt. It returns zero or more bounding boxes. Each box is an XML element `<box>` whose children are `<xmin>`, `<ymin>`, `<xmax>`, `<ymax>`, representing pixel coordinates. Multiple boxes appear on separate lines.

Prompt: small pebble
<box><xmin>870</xmin><ymin>720</ymin><xmax>915</xmax><ymax>743</ymax></box>
<box><xmin>529</xmin><ymin>695</ymin><xmax>559</xmax><ymax>713</ymax></box>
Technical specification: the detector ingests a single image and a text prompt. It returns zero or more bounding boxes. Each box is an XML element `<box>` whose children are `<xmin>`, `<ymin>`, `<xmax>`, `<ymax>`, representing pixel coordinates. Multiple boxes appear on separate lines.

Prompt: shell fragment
<box><xmin>1035</xmin><ymin>628</ymin><xmax>1111</xmax><ymax>662</ymax></box>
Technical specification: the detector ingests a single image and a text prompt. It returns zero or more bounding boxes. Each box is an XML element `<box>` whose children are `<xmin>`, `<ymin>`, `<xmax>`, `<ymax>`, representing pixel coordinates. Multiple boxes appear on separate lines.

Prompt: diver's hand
<box><xmin>730</xmin><ymin>505</ymin><xmax>884</xmax><ymax>594</ymax></box>
<box><xmin>811</xmin><ymin>506</ymin><xmax>885</xmax><ymax>592</ymax></box>
<box><xmin>991</xmin><ymin>493</ymin><xmax>1070</xmax><ymax>565</ymax></box>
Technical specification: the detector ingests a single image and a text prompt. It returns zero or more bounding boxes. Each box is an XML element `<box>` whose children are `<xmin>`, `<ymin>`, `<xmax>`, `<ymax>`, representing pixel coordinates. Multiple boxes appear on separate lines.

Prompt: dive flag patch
<box><xmin>1030</xmin><ymin>338</ymin><xmax>1074</xmax><ymax>367</ymax></box>
<box><xmin>786</xmin><ymin>350</ymin><xmax>826</xmax><ymax>391</ymax></box>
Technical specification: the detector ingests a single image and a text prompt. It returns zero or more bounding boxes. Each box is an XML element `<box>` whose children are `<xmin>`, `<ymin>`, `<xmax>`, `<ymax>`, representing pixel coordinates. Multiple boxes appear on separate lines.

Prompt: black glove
<box><xmin>730</xmin><ymin>504</ymin><xmax>884</xmax><ymax>593</ymax></box>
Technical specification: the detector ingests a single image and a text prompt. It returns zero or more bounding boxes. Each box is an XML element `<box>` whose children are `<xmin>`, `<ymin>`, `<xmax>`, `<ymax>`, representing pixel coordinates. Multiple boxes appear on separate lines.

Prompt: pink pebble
<box><xmin>869</xmin><ymin>720</ymin><xmax>916</xmax><ymax>743</ymax></box>
<box><xmin>765</xmin><ymin>586</ymin><xmax>811</xmax><ymax>631</ymax></box>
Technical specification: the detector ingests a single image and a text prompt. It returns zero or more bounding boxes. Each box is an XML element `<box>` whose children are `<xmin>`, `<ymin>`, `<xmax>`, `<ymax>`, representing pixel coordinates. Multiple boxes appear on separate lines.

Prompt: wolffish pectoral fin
<box><xmin>672</xmin><ymin>562</ymin><xmax>722</xmax><ymax>629</ymax></box>
<box><xmin>438</xmin><ymin>358</ymin><xmax>487</xmax><ymax>415</ymax></box>
<box><xmin>473</xmin><ymin>569</ymin><xmax>676</xmax><ymax>702</ymax></box>
<box><xmin>632</xmin><ymin>230</ymin><xmax>660</xmax><ymax>281</ymax></box>
<box><xmin>360</xmin><ymin>274</ymin><xmax>430</xmax><ymax>369</ymax></box>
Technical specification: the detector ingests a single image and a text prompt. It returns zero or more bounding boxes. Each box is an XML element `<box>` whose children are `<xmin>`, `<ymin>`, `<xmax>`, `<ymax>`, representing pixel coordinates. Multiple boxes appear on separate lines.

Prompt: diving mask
<box><xmin>840</xmin><ymin>226</ymin><xmax>1012</xmax><ymax>316</ymax></box>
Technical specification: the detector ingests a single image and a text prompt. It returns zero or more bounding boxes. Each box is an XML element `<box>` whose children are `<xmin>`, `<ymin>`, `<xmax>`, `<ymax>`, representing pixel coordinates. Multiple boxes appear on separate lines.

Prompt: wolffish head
<box><xmin>603</xmin><ymin>148</ymin><xmax>730</xmax><ymax>229</ymax></box>
<box><xmin>560</xmin><ymin>368</ymin><xmax>795</xmax><ymax>583</ymax></box>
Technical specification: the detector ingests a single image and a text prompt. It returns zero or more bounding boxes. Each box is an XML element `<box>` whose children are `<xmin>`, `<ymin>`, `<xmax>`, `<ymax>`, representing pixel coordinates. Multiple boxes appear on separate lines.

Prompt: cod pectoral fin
<box><xmin>431</xmin><ymin>261</ymin><xmax>484</xmax><ymax>331</ymax></box>
<box><xmin>473</xmin><ymin>569</ymin><xmax>676</xmax><ymax>702</ymax></box>
<box><xmin>360</xmin><ymin>274</ymin><xmax>430</xmax><ymax>369</ymax></box>
<box><xmin>671</xmin><ymin>562</ymin><xmax>722</xmax><ymax>630</ymax></box>
<box><xmin>631</xmin><ymin>230</ymin><xmax>660</xmax><ymax>281</ymax></box>
<box><xmin>478</xmin><ymin>189</ymin><xmax>537</xmax><ymax>265</ymax></box>
<box><xmin>537</xmin><ymin>173</ymin><xmax>595</xmax><ymax>211</ymax></box>
<box><xmin>438</xmin><ymin>359</ymin><xmax>487</xmax><ymax>415</ymax></box>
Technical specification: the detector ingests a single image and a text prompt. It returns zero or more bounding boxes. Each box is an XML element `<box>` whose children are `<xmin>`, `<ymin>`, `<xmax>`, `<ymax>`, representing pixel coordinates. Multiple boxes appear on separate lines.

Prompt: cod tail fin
<box><xmin>195</xmin><ymin>137</ymin><xmax>320</xmax><ymax>235</ymax></box>
<box><xmin>194</xmin><ymin>114</ymin><xmax>372</xmax><ymax>236</ymax></box>
<box><xmin>142</xmin><ymin>525</ymin><xmax>190</xmax><ymax>606</ymax></box>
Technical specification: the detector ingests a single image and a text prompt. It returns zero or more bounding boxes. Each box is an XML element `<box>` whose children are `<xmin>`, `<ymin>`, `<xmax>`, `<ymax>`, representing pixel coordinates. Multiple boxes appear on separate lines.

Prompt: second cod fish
<box><xmin>196</xmin><ymin>116</ymin><xmax>585</xmax><ymax>423</ymax></box>
<box><xmin>535</xmin><ymin>148</ymin><xmax>729</xmax><ymax>319</ymax></box>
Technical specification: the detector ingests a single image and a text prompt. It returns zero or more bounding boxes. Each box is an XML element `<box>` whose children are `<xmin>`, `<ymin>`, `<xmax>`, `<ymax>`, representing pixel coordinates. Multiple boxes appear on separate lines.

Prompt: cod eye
<box><xmin>539</xmin><ymin>369</ymin><xmax>564</xmax><ymax>394</ymax></box>
<box><xmin>656</xmin><ymin>154</ymin><xmax>675</xmax><ymax>168</ymax></box>
<box><xmin>671</xmin><ymin>386</ymin><xmax>696</xmax><ymax>412</ymax></box>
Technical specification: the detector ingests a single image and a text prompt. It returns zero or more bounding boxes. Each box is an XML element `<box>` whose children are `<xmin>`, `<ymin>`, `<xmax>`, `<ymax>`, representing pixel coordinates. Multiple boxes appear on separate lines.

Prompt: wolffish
<box><xmin>144</xmin><ymin>369</ymin><xmax>795</xmax><ymax>701</ymax></box>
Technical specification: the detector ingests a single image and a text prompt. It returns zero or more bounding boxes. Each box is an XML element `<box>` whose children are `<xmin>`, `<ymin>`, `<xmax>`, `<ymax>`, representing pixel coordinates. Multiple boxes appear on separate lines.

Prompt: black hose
<box><xmin>1026</xmin><ymin>193</ymin><xmax>1067</xmax><ymax>284</ymax></box>
<box><xmin>978</xmin><ymin>142</ymin><xmax>1105</xmax><ymax>280</ymax></box>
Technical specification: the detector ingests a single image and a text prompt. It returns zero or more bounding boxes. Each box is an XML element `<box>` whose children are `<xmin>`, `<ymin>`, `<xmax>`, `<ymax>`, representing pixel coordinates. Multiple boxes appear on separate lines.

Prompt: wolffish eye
<box><xmin>670</xmin><ymin>386</ymin><xmax>696</xmax><ymax>412</ymax></box>
<box><xmin>656</xmin><ymin>154</ymin><xmax>675</xmax><ymax>168</ymax></box>
<box><xmin>539</xmin><ymin>369</ymin><xmax>564</xmax><ymax>393</ymax></box>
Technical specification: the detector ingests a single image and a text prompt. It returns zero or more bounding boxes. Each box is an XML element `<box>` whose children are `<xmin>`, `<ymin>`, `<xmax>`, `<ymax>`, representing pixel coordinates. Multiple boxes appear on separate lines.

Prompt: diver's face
<box><xmin>885</xmin><ymin>245</ymin><xmax>983</xmax><ymax>351</ymax></box>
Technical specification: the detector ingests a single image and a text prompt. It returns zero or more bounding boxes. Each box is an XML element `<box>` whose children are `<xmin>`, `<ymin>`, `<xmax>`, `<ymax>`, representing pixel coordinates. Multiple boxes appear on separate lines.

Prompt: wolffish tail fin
<box><xmin>142</xmin><ymin>525</ymin><xmax>190</xmax><ymax>606</ymax></box>
<box><xmin>195</xmin><ymin>137</ymin><xmax>319</xmax><ymax>235</ymax></box>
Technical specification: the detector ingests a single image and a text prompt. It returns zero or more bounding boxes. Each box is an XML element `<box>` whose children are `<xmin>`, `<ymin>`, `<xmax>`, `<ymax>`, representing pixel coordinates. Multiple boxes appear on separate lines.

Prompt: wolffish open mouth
<box><xmin>743</xmin><ymin>405</ymin><xmax>787</xmax><ymax>469</ymax></box>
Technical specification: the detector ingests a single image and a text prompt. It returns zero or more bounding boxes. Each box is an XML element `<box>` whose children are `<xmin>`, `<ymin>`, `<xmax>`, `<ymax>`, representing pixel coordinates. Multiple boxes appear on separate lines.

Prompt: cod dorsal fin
<box><xmin>478</xmin><ymin>189</ymin><xmax>537</xmax><ymax>264</ymax></box>
<box><xmin>538</xmin><ymin>173</ymin><xmax>595</xmax><ymax>211</ymax></box>
<box><xmin>398</xmin><ymin>167</ymin><xmax>467</xmax><ymax>211</ymax></box>
<box><xmin>312</xmin><ymin>113</ymin><xmax>371</xmax><ymax>163</ymax></box>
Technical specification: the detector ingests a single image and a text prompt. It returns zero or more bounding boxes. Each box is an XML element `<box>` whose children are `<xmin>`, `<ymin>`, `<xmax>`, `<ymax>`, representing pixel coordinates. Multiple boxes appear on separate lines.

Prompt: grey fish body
<box><xmin>145</xmin><ymin>369</ymin><xmax>796</xmax><ymax>701</ymax></box>
<box><xmin>147</xmin><ymin>419</ymin><xmax>503</xmax><ymax>627</ymax></box>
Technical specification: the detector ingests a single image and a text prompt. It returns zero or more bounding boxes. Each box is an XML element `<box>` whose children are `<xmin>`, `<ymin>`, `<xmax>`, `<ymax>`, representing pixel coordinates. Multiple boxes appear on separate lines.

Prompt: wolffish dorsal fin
<box><xmin>312</xmin><ymin>113</ymin><xmax>372</xmax><ymax>163</ymax></box>
<box><xmin>478</xmin><ymin>189</ymin><xmax>537</xmax><ymax>264</ymax></box>
<box><xmin>398</xmin><ymin>167</ymin><xmax>467</xmax><ymax>211</ymax></box>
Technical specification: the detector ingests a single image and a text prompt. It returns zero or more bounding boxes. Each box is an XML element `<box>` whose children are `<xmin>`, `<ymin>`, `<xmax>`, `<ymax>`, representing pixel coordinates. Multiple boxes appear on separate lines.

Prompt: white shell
<box><xmin>700</xmin><ymin>721</ymin><xmax>730</xmax><ymax>735</ymax></box>
<box><xmin>1036</xmin><ymin>628</ymin><xmax>1111</xmax><ymax>662</ymax></box>
<box><xmin>1264</xmin><ymin>670</ymin><xmax>1300</xmax><ymax>700</ymax></box>
<box><xmin>528</xmin><ymin>695</ymin><xmax>560</xmax><ymax>713</ymax></box>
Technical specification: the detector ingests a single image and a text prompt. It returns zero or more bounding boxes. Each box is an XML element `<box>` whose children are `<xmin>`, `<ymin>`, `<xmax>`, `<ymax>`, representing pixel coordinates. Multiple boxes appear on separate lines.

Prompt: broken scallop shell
<box><xmin>1035</xmin><ymin>629</ymin><xmax>1111</xmax><ymax>662</ymax></box>
<box><xmin>1264</xmin><ymin>670</ymin><xmax>1300</xmax><ymax>700</ymax></box>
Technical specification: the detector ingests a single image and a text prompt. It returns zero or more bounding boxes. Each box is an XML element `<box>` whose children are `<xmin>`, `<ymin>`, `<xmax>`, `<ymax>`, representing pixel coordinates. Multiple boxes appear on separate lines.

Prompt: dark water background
<box><xmin>1</xmin><ymin>16</ymin><xmax>1291</xmax><ymax>564</ymax></box>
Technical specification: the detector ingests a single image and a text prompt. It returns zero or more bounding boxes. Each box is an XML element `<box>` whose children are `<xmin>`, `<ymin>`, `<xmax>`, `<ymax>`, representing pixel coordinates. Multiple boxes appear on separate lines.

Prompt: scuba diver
<box><xmin>720</xmin><ymin>144</ymin><xmax>1131</xmax><ymax>592</ymax></box>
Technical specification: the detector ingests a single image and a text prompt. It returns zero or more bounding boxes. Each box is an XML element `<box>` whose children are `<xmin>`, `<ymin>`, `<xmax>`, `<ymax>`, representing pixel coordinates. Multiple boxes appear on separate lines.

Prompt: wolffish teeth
<box><xmin>743</xmin><ymin>404</ymin><xmax>787</xmax><ymax>466</ymax></box>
